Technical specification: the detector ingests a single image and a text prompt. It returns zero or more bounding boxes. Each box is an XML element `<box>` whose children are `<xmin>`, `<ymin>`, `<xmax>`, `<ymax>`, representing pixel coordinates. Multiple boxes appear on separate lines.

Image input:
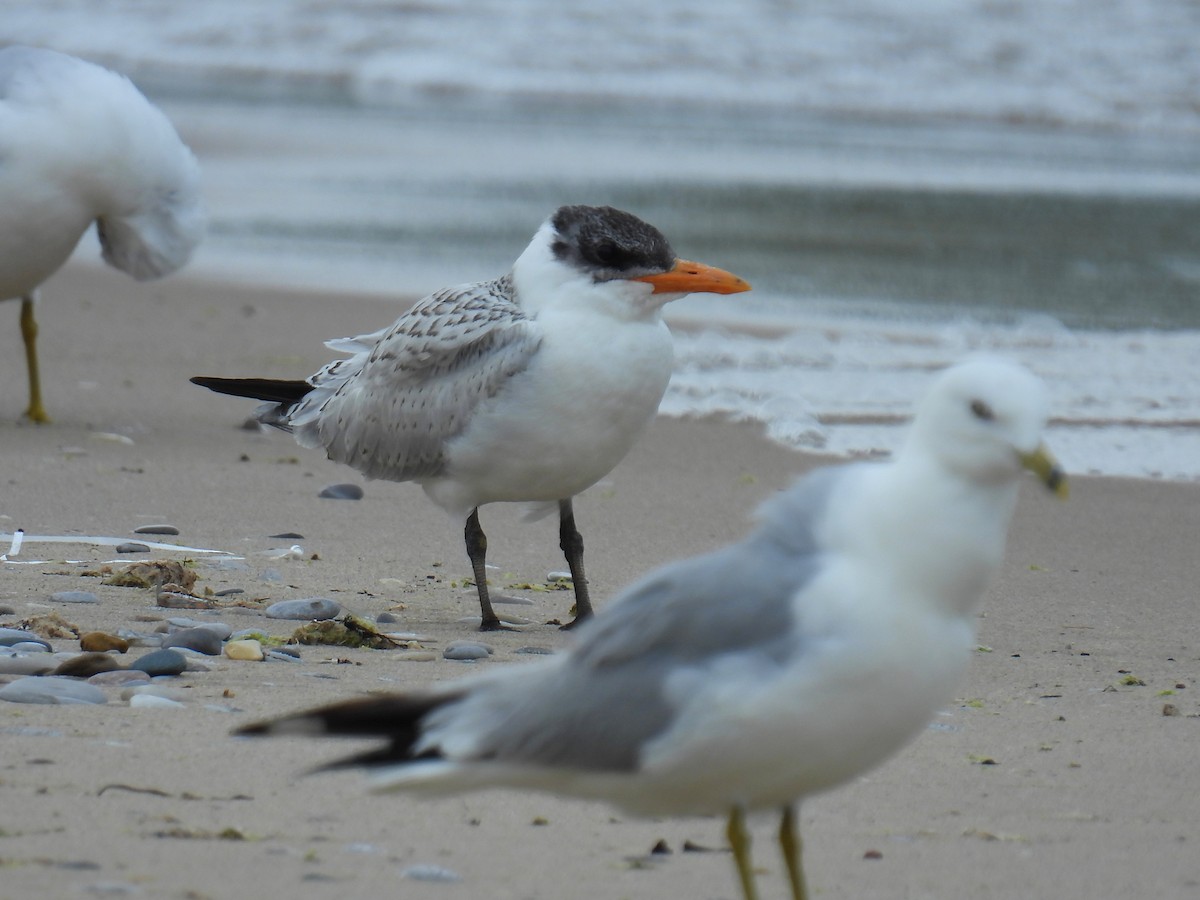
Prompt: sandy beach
<box><xmin>1</xmin><ymin>266</ymin><xmax>1197</xmax><ymax>900</ymax></box>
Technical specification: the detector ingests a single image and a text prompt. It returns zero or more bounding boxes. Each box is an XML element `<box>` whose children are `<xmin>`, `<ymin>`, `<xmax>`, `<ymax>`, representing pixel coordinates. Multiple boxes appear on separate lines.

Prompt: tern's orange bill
<box><xmin>632</xmin><ymin>259</ymin><xmax>751</xmax><ymax>295</ymax></box>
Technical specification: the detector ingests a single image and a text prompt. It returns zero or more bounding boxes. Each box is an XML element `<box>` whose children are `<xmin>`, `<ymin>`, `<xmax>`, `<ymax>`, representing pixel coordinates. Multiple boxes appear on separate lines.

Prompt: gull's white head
<box><xmin>907</xmin><ymin>357</ymin><xmax>1066</xmax><ymax>495</ymax></box>
<box><xmin>511</xmin><ymin>205</ymin><xmax>748</xmax><ymax>318</ymax></box>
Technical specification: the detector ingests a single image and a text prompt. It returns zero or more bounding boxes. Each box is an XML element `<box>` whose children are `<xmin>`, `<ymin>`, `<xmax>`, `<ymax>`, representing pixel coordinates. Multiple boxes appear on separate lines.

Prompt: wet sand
<box><xmin>1</xmin><ymin>266</ymin><xmax>1197</xmax><ymax>899</ymax></box>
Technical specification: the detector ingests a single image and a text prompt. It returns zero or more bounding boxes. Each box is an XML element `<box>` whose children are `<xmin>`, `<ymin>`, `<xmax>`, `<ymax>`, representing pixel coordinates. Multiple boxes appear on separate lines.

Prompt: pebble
<box><xmin>0</xmin><ymin>676</ymin><xmax>107</xmax><ymax>705</ymax></box>
<box><xmin>515</xmin><ymin>646</ymin><xmax>555</xmax><ymax>655</ymax></box>
<box><xmin>318</xmin><ymin>482</ymin><xmax>363</xmax><ymax>500</ymax></box>
<box><xmin>50</xmin><ymin>590</ymin><xmax>99</xmax><ymax>604</ymax></box>
<box><xmin>129</xmin><ymin>693</ymin><xmax>185</xmax><ymax>709</ymax></box>
<box><xmin>402</xmin><ymin>865</ymin><xmax>462</xmax><ymax>883</ymax></box>
<box><xmin>81</xmin><ymin>632</ymin><xmax>130</xmax><ymax>653</ymax></box>
<box><xmin>129</xmin><ymin>649</ymin><xmax>188</xmax><ymax>677</ymax></box>
<box><xmin>161</xmin><ymin>627</ymin><xmax>224</xmax><ymax>656</ymax></box>
<box><xmin>225</xmin><ymin>639</ymin><xmax>264</xmax><ymax>661</ymax></box>
<box><xmin>0</xmin><ymin>653</ymin><xmax>57</xmax><ymax>676</ymax></box>
<box><xmin>88</xmin><ymin>670</ymin><xmax>151</xmax><ymax>687</ymax></box>
<box><xmin>121</xmin><ymin>686</ymin><xmax>189</xmax><ymax>710</ymax></box>
<box><xmin>52</xmin><ymin>653</ymin><xmax>125</xmax><ymax>678</ymax></box>
<box><xmin>115</xmin><ymin>628</ymin><xmax>163</xmax><ymax>648</ymax></box>
<box><xmin>167</xmin><ymin>619</ymin><xmax>233</xmax><ymax>641</ymax></box>
<box><xmin>133</xmin><ymin>524</ymin><xmax>180</xmax><ymax>535</ymax></box>
<box><xmin>9</xmin><ymin>641</ymin><xmax>51</xmax><ymax>653</ymax></box>
<box><xmin>0</xmin><ymin>604</ymin><xmax>15</xmax><ymax>615</ymax></box>
<box><xmin>443</xmin><ymin>641</ymin><xmax>493</xmax><ymax>661</ymax></box>
<box><xmin>264</xmin><ymin>648</ymin><xmax>301</xmax><ymax>663</ymax></box>
<box><xmin>214</xmin><ymin>588</ymin><xmax>244</xmax><ymax>597</ymax></box>
<box><xmin>115</xmin><ymin>543</ymin><xmax>150</xmax><ymax>554</ymax></box>
<box><xmin>269</xmin><ymin>532</ymin><xmax>304</xmax><ymax>540</ymax></box>
<box><xmin>264</xmin><ymin>598</ymin><xmax>341</xmax><ymax>621</ymax></box>
<box><xmin>0</xmin><ymin>628</ymin><xmax>51</xmax><ymax>649</ymax></box>
<box><xmin>547</xmin><ymin>571</ymin><xmax>574</xmax><ymax>582</ymax></box>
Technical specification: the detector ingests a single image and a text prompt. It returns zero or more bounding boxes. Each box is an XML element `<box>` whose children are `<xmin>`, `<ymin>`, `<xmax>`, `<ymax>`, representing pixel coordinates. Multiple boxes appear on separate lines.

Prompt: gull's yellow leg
<box><xmin>727</xmin><ymin>805</ymin><xmax>760</xmax><ymax>900</ymax></box>
<box><xmin>779</xmin><ymin>804</ymin><xmax>809</xmax><ymax>900</ymax></box>
<box><xmin>20</xmin><ymin>295</ymin><xmax>48</xmax><ymax>423</ymax></box>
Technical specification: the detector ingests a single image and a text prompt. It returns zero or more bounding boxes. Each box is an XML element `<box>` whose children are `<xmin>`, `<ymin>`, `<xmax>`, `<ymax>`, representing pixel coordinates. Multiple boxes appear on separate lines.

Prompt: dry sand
<box><xmin>1</xmin><ymin>266</ymin><xmax>1197</xmax><ymax>899</ymax></box>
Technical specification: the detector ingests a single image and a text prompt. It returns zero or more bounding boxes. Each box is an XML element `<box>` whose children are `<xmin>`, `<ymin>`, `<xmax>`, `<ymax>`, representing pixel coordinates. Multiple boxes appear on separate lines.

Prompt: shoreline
<box><xmin>1</xmin><ymin>269</ymin><xmax>1198</xmax><ymax>898</ymax></box>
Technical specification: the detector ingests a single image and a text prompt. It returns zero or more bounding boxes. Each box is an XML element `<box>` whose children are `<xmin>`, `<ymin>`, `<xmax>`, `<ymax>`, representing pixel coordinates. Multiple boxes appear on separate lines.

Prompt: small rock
<box><xmin>50</xmin><ymin>591</ymin><xmax>99</xmax><ymax>604</ymax></box>
<box><xmin>9</xmin><ymin>641</ymin><xmax>51</xmax><ymax>653</ymax></box>
<box><xmin>443</xmin><ymin>641</ymin><xmax>493</xmax><ymax>661</ymax></box>
<box><xmin>0</xmin><ymin>604</ymin><xmax>15</xmax><ymax>615</ymax></box>
<box><xmin>264</xmin><ymin>648</ymin><xmax>301</xmax><ymax>663</ymax></box>
<box><xmin>547</xmin><ymin>571</ymin><xmax>573</xmax><ymax>583</ymax></box>
<box><xmin>52</xmin><ymin>653</ymin><xmax>125</xmax><ymax>678</ymax></box>
<box><xmin>264</xmin><ymin>598</ymin><xmax>342</xmax><ymax>621</ymax></box>
<box><xmin>157</xmin><ymin>591</ymin><xmax>218</xmax><ymax>610</ymax></box>
<box><xmin>0</xmin><ymin>628</ymin><xmax>52</xmax><ymax>651</ymax></box>
<box><xmin>225</xmin><ymin>639</ymin><xmax>264</xmax><ymax>661</ymax></box>
<box><xmin>129</xmin><ymin>649</ymin><xmax>188</xmax><ymax>677</ymax></box>
<box><xmin>0</xmin><ymin>628</ymin><xmax>51</xmax><ymax>649</ymax></box>
<box><xmin>1163</xmin><ymin>703</ymin><xmax>1180</xmax><ymax>717</ymax></box>
<box><xmin>133</xmin><ymin>524</ymin><xmax>180</xmax><ymax>535</ymax></box>
<box><xmin>115</xmin><ymin>543</ymin><xmax>151</xmax><ymax>554</ymax></box>
<box><xmin>401</xmin><ymin>865</ymin><xmax>461</xmax><ymax>883</ymax></box>
<box><xmin>81</xmin><ymin>632</ymin><xmax>130</xmax><ymax>654</ymax></box>
<box><xmin>161</xmin><ymin>627</ymin><xmax>224</xmax><ymax>656</ymax></box>
<box><xmin>129</xmin><ymin>693</ymin><xmax>185</xmax><ymax>709</ymax></box>
<box><xmin>167</xmin><ymin>620</ymin><xmax>233</xmax><ymax>641</ymax></box>
<box><xmin>0</xmin><ymin>676</ymin><xmax>107</xmax><ymax>705</ymax></box>
<box><xmin>0</xmin><ymin>653</ymin><xmax>57</xmax><ymax>676</ymax></box>
<box><xmin>318</xmin><ymin>483</ymin><xmax>363</xmax><ymax>500</ymax></box>
<box><xmin>375</xmin><ymin>611</ymin><xmax>401</xmax><ymax>624</ymax></box>
<box><xmin>214</xmin><ymin>588</ymin><xmax>244</xmax><ymax>597</ymax></box>
<box><xmin>88</xmin><ymin>670</ymin><xmax>151</xmax><ymax>687</ymax></box>
<box><xmin>121</xmin><ymin>685</ymin><xmax>188</xmax><ymax>702</ymax></box>
<box><xmin>269</xmin><ymin>532</ymin><xmax>304</xmax><ymax>540</ymax></box>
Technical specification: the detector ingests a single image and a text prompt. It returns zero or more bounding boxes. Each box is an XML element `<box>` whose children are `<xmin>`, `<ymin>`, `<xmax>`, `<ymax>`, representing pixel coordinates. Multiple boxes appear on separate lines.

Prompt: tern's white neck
<box><xmin>511</xmin><ymin>222</ymin><xmax>669</xmax><ymax>323</ymax></box>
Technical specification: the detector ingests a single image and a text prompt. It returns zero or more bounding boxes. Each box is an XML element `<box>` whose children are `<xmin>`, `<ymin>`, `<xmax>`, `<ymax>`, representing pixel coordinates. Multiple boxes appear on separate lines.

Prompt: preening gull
<box><xmin>235</xmin><ymin>357</ymin><xmax>1067</xmax><ymax>900</ymax></box>
<box><xmin>193</xmin><ymin>205</ymin><xmax>749</xmax><ymax>630</ymax></box>
<box><xmin>0</xmin><ymin>45</ymin><xmax>205</xmax><ymax>422</ymax></box>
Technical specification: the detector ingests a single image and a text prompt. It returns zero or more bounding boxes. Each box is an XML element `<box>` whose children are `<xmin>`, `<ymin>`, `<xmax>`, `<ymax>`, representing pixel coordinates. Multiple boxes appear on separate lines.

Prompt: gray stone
<box><xmin>161</xmin><ymin>627</ymin><xmax>223</xmax><ymax>656</ymax></box>
<box><xmin>88</xmin><ymin>670</ymin><xmax>151</xmax><ymax>687</ymax></box>
<box><xmin>264</xmin><ymin>649</ymin><xmax>301</xmax><ymax>663</ymax></box>
<box><xmin>443</xmin><ymin>641</ymin><xmax>494</xmax><ymax>661</ymax></box>
<box><xmin>264</xmin><ymin>598</ymin><xmax>342</xmax><ymax>621</ymax></box>
<box><xmin>133</xmin><ymin>524</ymin><xmax>179</xmax><ymax>535</ymax></box>
<box><xmin>9</xmin><ymin>640</ymin><xmax>52</xmax><ymax>654</ymax></box>
<box><xmin>129</xmin><ymin>649</ymin><xmax>188</xmax><ymax>677</ymax></box>
<box><xmin>168</xmin><ymin>619</ymin><xmax>233</xmax><ymax>641</ymax></box>
<box><xmin>0</xmin><ymin>676</ymin><xmax>107</xmax><ymax>705</ymax></box>
<box><xmin>0</xmin><ymin>628</ymin><xmax>50</xmax><ymax>650</ymax></box>
<box><xmin>0</xmin><ymin>653</ymin><xmax>57</xmax><ymax>676</ymax></box>
<box><xmin>50</xmin><ymin>590</ymin><xmax>99</xmax><ymax>604</ymax></box>
<box><xmin>115</xmin><ymin>542</ymin><xmax>150</xmax><ymax>554</ymax></box>
<box><xmin>318</xmin><ymin>482</ymin><xmax>363</xmax><ymax>500</ymax></box>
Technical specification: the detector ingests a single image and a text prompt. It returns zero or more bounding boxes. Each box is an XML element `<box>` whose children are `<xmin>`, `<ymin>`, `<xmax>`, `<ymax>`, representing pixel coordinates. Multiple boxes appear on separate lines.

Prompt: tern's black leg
<box><xmin>779</xmin><ymin>804</ymin><xmax>808</xmax><ymax>900</ymax></box>
<box><xmin>557</xmin><ymin>498</ymin><xmax>592</xmax><ymax>629</ymax></box>
<box><xmin>465</xmin><ymin>508</ymin><xmax>504</xmax><ymax>631</ymax></box>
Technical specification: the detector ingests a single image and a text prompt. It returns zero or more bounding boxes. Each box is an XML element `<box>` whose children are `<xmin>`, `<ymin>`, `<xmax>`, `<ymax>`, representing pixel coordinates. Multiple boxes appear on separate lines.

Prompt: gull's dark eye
<box><xmin>970</xmin><ymin>399</ymin><xmax>995</xmax><ymax>421</ymax></box>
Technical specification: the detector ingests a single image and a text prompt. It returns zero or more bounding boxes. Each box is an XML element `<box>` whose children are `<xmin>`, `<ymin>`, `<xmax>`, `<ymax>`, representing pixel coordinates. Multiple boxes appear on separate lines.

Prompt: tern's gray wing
<box><xmin>287</xmin><ymin>275</ymin><xmax>542</xmax><ymax>481</ymax></box>
<box><xmin>424</xmin><ymin>466</ymin><xmax>850</xmax><ymax>772</ymax></box>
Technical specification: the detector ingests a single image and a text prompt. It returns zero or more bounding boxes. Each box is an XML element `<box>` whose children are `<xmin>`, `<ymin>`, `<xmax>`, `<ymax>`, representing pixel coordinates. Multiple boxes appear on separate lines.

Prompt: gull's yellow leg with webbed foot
<box><xmin>727</xmin><ymin>805</ymin><xmax>761</xmax><ymax>900</ymax></box>
<box><xmin>20</xmin><ymin>294</ymin><xmax>48</xmax><ymax>423</ymax></box>
<box><xmin>780</xmin><ymin>804</ymin><xmax>809</xmax><ymax>900</ymax></box>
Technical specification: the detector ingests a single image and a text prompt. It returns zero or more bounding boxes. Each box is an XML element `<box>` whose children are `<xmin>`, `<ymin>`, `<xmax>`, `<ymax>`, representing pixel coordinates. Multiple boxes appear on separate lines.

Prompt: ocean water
<box><xmin>7</xmin><ymin>1</ymin><xmax>1200</xmax><ymax>480</ymax></box>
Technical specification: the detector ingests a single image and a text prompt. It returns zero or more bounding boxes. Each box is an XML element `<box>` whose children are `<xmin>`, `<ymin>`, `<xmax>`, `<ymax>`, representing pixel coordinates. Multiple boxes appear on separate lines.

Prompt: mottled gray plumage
<box><xmin>281</xmin><ymin>275</ymin><xmax>542</xmax><ymax>481</ymax></box>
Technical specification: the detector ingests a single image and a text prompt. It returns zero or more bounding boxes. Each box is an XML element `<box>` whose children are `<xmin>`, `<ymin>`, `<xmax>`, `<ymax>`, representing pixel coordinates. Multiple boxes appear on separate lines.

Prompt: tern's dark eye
<box><xmin>593</xmin><ymin>240</ymin><xmax>620</xmax><ymax>266</ymax></box>
<box><xmin>970</xmin><ymin>399</ymin><xmax>995</xmax><ymax>421</ymax></box>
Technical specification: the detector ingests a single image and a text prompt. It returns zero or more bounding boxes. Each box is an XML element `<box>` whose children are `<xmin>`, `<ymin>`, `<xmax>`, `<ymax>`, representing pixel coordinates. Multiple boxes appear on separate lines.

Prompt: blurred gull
<box><xmin>0</xmin><ymin>45</ymin><xmax>205</xmax><ymax>423</ymax></box>
<box><xmin>193</xmin><ymin>205</ymin><xmax>749</xmax><ymax>630</ymax></box>
<box><xmin>235</xmin><ymin>357</ymin><xmax>1067</xmax><ymax>900</ymax></box>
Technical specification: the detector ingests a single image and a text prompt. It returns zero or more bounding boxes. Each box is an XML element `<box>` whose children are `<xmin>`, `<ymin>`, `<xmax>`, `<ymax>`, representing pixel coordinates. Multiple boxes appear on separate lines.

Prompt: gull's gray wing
<box><xmin>421</xmin><ymin>466</ymin><xmax>851</xmax><ymax>772</ymax></box>
<box><xmin>287</xmin><ymin>275</ymin><xmax>542</xmax><ymax>481</ymax></box>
